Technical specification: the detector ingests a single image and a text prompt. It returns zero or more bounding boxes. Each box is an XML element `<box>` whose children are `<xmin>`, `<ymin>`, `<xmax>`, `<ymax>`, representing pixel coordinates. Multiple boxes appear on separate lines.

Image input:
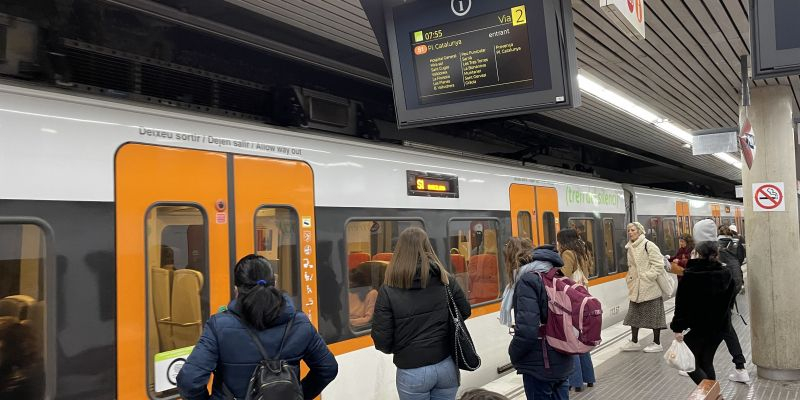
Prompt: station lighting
<box><xmin>576</xmin><ymin>73</ymin><xmax>743</xmax><ymax>170</ymax></box>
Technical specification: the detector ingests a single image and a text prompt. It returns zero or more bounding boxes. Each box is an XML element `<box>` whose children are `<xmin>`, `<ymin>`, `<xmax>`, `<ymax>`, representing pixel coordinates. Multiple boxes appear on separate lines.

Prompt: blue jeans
<box><xmin>396</xmin><ymin>357</ymin><xmax>459</xmax><ymax>400</ymax></box>
<box><xmin>522</xmin><ymin>375</ymin><xmax>569</xmax><ymax>400</ymax></box>
<box><xmin>568</xmin><ymin>352</ymin><xmax>596</xmax><ymax>388</ymax></box>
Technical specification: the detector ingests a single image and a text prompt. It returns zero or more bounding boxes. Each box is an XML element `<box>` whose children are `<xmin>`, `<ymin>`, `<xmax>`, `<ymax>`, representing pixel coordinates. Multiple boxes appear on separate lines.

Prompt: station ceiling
<box><xmin>200</xmin><ymin>0</ymin><xmax>800</xmax><ymax>184</ymax></box>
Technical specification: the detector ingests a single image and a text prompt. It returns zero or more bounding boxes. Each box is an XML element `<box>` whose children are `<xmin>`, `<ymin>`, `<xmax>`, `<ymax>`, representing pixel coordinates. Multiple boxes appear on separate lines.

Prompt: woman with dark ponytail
<box><xmin>177</xmin><ymin>255</ymin><xmax>338</xmax><ymax>400</ymax></box>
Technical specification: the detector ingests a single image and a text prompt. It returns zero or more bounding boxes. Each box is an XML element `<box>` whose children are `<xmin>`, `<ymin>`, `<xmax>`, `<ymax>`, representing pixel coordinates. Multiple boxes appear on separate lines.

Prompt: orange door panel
<box><xmin>676</xmin><ymin>200</ymin><xmax>690</xmax><ymax>235</ymax></box>
<box><xmin>232</xmin><ymin>156</ymin><xmax>318</xmax><ymax>326</ymax></box>
<box><xmin>509</xmin><ymin>184</ymin><xmax>537</xmax><ymax>243</ymax></box>
<box><xmin>116</xmin><ymin>144</ymin><xmax>230</xmax><ymax>400</ymax></box>
<box><xmin>535</xmin><ymin>186</ymin><xmax>560</xmax><ymax>246</ymax></box>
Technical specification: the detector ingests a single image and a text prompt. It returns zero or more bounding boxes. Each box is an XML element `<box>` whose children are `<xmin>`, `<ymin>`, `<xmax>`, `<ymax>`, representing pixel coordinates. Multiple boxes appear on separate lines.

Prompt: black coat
<box><xmin>371</xmin><ymin>264</ymin><xmax>471</xmax><ymax>369</ymax></box>
<box><xmin>508</xmin><ymin>247</ymin><xmax>573</xmax><ymax>382</ymax></box>
<box><xmin>670</xmin><ymin>258</ymin><xmax>736</xmax><ymax>335</ymax></box>
<box><xmin>176</xmin><ymin>295</ymin><xmax>338</xmax><ymax>400</ymax></box>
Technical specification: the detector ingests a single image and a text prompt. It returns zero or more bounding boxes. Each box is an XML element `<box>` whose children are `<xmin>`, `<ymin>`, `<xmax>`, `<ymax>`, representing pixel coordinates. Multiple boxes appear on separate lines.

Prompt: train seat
<box><xmin>348</xmin><ymin>252</ymin><xmax>371</xmax><ymax>270</ymax></box>
<box><xmin>348</xmin><ymin>260</ymin><xmax>388</xmax><ymax>328</ymax></box>
<box><xmin>151</xmin><ymin>267</ymin><xmax>173</xmax><ymax>351</ymax></box>
<box><xmin>467</xmin><ymin>254</ymin><xmax>499</xmax><ymax>304</ymax></box>
<box><xmin>450</xmin><ymin>254</ymin><xmax>466</xmax><ymax>274</ymax></box>
<box><xmin>372</xmin><ymin>252</ymin><xmax>393</xmax><ymax>262</ymax></box>
<box><xmin>0</xmin><ymin>294</ymin><xmax>35</xmax><ymax>320</ymax></box>
<box><xmin>483</xmin><ymin>230</ymin><xmax>498</xmax><ymax>254</ymax></box>
<box><xmin>170</xmin><ymin>269</ymin><xmax>204</xmax><ymax>349</ymax></box>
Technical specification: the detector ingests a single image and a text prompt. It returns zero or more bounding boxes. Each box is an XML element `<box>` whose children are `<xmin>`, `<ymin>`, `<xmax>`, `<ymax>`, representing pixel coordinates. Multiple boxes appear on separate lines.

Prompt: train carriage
<box><xmin>0</xmin><ymin>83</ymin><xmax>741</xmax><ymax>399</ymax></box>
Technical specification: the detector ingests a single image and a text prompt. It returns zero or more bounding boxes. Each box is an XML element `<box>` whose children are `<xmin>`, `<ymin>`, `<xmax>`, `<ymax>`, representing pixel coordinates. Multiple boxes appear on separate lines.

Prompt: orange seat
<box><xmin>348</xmin><ymin>252</ymin><xmax>371</xmax><ymax>270</ymax></box>
<box><xmin>467</xmin><ymin>254</ymin><xmax>499</xmax><ymax>304</ymax></box>
<box><xmin>372</xmin><ymin>252</ymin><xmax>393</xmax><ymax>262</ymax></box>
<box><xmin>450</xmin><ymin>254</ymin><xmax>466</xmax><ymax>274</ymax></box>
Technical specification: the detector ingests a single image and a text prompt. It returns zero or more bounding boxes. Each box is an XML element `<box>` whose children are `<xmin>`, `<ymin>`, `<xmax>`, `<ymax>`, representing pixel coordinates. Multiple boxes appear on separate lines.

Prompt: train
<box><xmin>0</xmin><ymin>82</ymin><xmax>744</xmax><ymax>399</ymax></box>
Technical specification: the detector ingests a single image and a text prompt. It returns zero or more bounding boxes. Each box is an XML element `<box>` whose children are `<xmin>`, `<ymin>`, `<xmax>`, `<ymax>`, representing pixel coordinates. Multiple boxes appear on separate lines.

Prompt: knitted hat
<box><xmin>693</xmin><ymin>219</ymin><xmax>718</xmax><ymax>243</ymax></box>
<box><xmin>729</xmin><ymin>224</ymin><xmax>738</xmax><ymax>233</ymax></box>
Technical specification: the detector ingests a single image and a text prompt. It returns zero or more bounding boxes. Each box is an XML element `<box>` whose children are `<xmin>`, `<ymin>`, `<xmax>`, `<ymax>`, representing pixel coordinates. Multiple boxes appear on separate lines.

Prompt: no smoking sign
<box><xmin>753</xmin><ymin>182</ymin><xmax>785</xmax><ymax>212</ymax></box>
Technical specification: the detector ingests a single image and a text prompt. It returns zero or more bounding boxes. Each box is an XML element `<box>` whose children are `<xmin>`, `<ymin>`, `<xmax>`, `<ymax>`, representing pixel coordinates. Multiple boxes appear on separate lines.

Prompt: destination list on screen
<box><xmin>411</xmin><ymin>5</ymin><xmax>534</xmax><ymax>105</ymax></box>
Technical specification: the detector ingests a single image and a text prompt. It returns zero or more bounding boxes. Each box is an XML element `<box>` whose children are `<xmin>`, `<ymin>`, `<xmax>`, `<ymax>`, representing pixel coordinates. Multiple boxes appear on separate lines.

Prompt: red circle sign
<box><xmin>754</xmin><ymin>184</ymin><xmax>783</xmax><ymax>210</ymax></box>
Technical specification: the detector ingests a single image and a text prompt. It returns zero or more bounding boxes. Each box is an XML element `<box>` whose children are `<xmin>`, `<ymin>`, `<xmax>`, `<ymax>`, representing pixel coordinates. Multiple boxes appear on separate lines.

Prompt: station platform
<box><xmin>484</xmin><ymin>293</ymin><xmax>800</xmax><ymax>399</ymax></box>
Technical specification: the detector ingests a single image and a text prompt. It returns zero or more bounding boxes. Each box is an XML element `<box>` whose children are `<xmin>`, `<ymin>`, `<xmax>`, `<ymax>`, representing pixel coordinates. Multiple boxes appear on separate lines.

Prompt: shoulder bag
<box><xmin>445</xmin><ymin>284</ymin><xmax>481</xmax><ymax>371</ymax></box>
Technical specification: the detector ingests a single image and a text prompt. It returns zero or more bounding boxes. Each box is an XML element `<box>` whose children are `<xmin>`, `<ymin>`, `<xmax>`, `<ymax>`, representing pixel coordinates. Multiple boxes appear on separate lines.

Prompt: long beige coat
<box><xmin>625</xmin><ymin>235</ymin><xmax>663</xmax><ymax>303</ymax></box>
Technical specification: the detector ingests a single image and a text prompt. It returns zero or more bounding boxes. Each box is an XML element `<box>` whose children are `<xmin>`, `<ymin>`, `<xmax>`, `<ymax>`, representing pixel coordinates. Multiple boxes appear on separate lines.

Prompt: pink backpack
<box><xmin>536</xmin><ymin>269</ymin><xmax>603</xmax><ymax>356</ymax></box>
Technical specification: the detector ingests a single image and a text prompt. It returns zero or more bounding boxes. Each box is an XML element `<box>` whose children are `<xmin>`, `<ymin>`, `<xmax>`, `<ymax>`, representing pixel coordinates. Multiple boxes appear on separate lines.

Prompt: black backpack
<box><xmin>224</xmin><ymin>311</ymin><xmax>303</xmax><ymax>400</ymax></box>
<box><xmin>718</xmin><ymin>241</ymin><xmax>744</xmax><ymax>294</ymax></box>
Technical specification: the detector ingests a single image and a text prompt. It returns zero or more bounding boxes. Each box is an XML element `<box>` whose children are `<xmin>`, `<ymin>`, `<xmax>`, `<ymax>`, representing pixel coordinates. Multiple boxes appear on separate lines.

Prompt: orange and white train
<box><xmin>0</xmin><ymin>83</ymin><xmax>743</xmax><ymax>399</ymax></box>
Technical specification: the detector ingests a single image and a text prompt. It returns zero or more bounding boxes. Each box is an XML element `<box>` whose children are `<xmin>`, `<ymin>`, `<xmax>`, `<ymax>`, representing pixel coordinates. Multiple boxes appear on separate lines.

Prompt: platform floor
<box><xmin>487</xmin><ymin>293</ymin><xmax>800</xmax><ymax>399</ymax></box>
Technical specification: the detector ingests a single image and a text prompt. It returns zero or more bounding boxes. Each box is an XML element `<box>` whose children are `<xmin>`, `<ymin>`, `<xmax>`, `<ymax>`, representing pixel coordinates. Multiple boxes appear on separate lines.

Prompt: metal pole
<box><xmin>741</xmin><ymin>55</ymin><xmax>751</xmax><ymax>107</ymax></box>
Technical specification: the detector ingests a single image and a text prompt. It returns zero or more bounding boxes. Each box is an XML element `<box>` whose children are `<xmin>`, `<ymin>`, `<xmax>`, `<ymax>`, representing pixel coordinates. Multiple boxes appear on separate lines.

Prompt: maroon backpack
<box><xmin>536</xmin><ymin>269</ymin><xmax>603</xmax><ymax>356</ymax></box>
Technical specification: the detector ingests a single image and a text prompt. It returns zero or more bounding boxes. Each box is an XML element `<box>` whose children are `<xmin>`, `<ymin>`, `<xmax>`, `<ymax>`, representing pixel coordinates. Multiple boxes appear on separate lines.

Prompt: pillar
<box><xmin>741</xmin><ymin>85</ymin><xmax>800</xmax><ymax>380</ymax></box>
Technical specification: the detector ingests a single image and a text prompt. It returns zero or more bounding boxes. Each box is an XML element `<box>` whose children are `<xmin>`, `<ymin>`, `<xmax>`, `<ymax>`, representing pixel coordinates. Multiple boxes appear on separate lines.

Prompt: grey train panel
<box><xmin>0</xmin><ymin>200</ymin><xmax>116</xmax><ymax>400</ymax></box>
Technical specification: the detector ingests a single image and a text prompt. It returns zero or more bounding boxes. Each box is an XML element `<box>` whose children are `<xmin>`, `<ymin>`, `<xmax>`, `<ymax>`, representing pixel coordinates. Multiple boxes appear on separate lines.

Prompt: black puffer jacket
<box><xmin>509</xmin><ymin>246</ymin><xmax>574</xmax><ymax>382</ymax></box>
<box><xmin>718</xmin><ymin>237</ymin><xmax>744</xmax><ymax>294</ymax></box>
<box><xmin>670</xmin><ymin>258</ymin><xmax>736</xmax><ymax>335</ymax></box>
<box><xmin>371</xmin><ymin>264</ymin><xmax>470</xmax><ymax>369</ymax></box>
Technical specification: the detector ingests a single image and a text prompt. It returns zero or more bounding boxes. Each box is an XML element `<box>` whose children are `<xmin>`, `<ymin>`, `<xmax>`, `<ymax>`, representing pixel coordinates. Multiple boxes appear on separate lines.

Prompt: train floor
<box><xmin>484</xmin><ymin>292</ymin><xmax>800</xmax><ymax>399</ymax></box>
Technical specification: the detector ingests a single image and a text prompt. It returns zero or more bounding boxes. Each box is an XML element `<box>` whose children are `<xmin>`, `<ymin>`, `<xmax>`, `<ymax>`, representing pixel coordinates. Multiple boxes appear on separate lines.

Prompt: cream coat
<box><xmin>625</xmin><ymin>235</ymin><xmax>663</xmax><ymax>303</ymax></box>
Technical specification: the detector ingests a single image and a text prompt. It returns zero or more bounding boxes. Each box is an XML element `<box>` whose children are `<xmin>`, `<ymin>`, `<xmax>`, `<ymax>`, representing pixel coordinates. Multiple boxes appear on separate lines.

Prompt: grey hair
<box><xmin>627</xmin><ymin>222</ymin><xmax>646</xmax><ymax>235</ymax></box>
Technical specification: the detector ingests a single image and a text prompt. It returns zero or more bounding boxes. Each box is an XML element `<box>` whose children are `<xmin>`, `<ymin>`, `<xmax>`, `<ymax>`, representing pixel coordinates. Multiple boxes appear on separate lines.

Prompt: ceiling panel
<box><xmin>219</xmin><ymin>0</ymin><xmax>800</xmax><ymax>183</ymax></box>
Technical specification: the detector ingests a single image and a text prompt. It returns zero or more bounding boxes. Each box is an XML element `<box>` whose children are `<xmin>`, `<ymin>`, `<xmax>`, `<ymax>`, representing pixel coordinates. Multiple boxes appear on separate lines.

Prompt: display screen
<box><xmin>407</xmin><ymin>171</ymin><xmax>459</xmax><ymax>198</ymax></box>
<box><xmin>410</xmin><ymin>6</ymin><xmax>534</xmax><ymax>105</ymax></box>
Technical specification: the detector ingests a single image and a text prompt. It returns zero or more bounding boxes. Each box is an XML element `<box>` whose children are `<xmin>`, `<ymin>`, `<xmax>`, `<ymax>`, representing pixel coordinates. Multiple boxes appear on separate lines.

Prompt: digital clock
<box><xmin>407</xmin><ymin>171</ymin><xmax>459</xmax><ymax>198</ymax></box>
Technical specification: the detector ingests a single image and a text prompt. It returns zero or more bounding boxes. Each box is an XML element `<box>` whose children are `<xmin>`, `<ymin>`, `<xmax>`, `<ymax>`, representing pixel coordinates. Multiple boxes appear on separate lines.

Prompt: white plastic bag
<box><xmin>664</xmin><ymin>338</ymin><xmax>695</xmax><ymax>372</ymax></box>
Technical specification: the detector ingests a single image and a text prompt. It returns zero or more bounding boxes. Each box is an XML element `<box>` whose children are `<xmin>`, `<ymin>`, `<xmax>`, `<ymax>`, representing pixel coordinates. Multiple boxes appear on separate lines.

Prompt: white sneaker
<box><xmin>678</xmin><ymin>370</ymin><xmax>689</xmax><ymax>377</ymax></box>
<box><xmin>643</xmin><ymin>343</ymin><xmax>664</xmax><ymax>353</ymax></box>
<box><xmin>621</xmin><ymin>340</ymin><xmax>642</xmax><ymax>351</ymax></box>
<box><xmin>729</xmin><ymin>369</ymin><xmax>751</xmax><ymax>383</ymax></box>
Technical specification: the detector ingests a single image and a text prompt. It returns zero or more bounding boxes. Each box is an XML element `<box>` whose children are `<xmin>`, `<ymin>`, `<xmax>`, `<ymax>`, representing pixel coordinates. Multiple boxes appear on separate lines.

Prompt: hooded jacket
<box><xmin>718</xmin><ymin>237</ymin><xmax>744</xmax><ymax>292</ymax></box>
<box><xmin>670</xmin><ymin>258</ymin><xmax>736</xmax><ymax>334</ymax></box>
<box><xmin>508</xmin><ymin>246</ymin><xmax>574</xmax><ymax>381</ymax></box>
<box><xmin>371</xmin><ymin>263</ymin><xmax>470</xmax><ymax>369</ymax></box>
<box><xmin>625</xmin><ymin>235</ymin><xmax>664</xmax><ymax>303</ymax></box>
<box><xmin>176</xmin><ymin>294</ymin><xmax>338</xmax><ymax>400</ymax></box>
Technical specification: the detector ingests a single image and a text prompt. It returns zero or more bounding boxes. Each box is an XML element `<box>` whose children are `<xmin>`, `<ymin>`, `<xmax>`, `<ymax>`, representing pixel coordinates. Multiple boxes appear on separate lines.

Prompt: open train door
<box><xmin>116</xmin><ymin>144</ymin><xmax>231</xmax><ymax>400</ymax></box>
<box><xmin>534</xmin><ymin>186</ymin><xmax>560</xmax><ymax>246</ymax></box>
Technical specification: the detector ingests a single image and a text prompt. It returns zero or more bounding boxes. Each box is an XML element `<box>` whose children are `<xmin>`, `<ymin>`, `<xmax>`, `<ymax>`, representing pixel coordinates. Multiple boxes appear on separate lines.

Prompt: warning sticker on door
<box><xmin>216</xmin><ymin>212</ymin><xmax>228</xmax><ymax>224</ymax></box>
<box><xmin>154</xmin><ymin>346</ymin><xmax>193</xmax><ymax>392</ymax></box>
<box><xmin>753</xmin><ymin>182</ymin><xmax>784</xmax><ymax>212</ymax></box>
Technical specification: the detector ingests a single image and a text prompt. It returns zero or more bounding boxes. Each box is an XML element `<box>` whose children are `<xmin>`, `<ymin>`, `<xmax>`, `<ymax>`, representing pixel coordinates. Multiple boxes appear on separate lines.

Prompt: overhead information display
<box><xmin>412</xmin><ymin>6</ymin><xmax>534</xmax><ymax>105</ymax></box>
<box><xmin>360</xmin><ymin>0</ymin><xmax>579</xmax><ymax>129</ymax></box>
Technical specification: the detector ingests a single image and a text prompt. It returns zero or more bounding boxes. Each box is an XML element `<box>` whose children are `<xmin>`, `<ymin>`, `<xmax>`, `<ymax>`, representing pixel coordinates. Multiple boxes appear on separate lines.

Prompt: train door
<box><xmin>115</xmin><ymin>145</ymin><xmax>317</xmax><ymax>400</ymax></box>
<box><xmin>232</xmin><ymin>155</ymin><xmax>317</xmax><ymax>325</ymax></box>
<box><xmin>676</xmin><ymin>200</ymin><xmax>690</xmax><ymax>235</ymax></box>
<box><xmin>509</xmin><ymin>184</ymin><xmax>538</xmax><ymax>243</ymax></box>
<box><xmin>535</xmin><ymin>187</ymin><xmax>560</xmax><ymax>246</ymax></box>
<box><xmin>116</xmin><ymin>144</ymin><xmax>230</xmax><ymax>400</ymax></box>
<box><xmin>711</xmin><ymin>203</ymin><xmax>722</xmax><ymax>226</ymax></box>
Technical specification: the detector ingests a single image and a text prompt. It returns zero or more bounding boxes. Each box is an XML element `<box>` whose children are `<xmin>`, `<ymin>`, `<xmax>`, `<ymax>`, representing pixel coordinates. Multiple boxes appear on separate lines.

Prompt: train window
<box><xmin>448</xmin><ymin>219</ymin><xmax>501</xmax><ymax>305</ymax></box>
<box><xmin>662</xmin><ymin>219</ymin><xmax>678</xmax><ymax>256</ymax></box>
<box><xmin>516</xmin><ymin>211</ymin><xmax>532</xmax><ymax>239</ymax></box>
<box><xmin>645</xmin><ymin>217</ymin><xmax>660</xmax><ymax>244</ymax></box>
<box><xmin>541</xmin><ymin>212</ymin><xmax>557</xmax><ymax>245</ymax></box>
<box><xmin>568</xmin><ymin>218</ymin><xmax>597</xmax><ymax>277</ymax></box>
<box><xmin>0</xmin><ymin>223</ymin><xmax>46</xmax><ymax>399</ymax></box>
<box><xmin>145</xmin><ymin>205</ymin><xmax>208</xmax><ymax>398</ymax></box>
<box><xmin>345</xmin><ymin>219</ymin><xmax>423</xmax><ymax>331</ymax></box>
<box><xmin>255</xmin><ymin>207</ymin><xmax>300</xmax><ymax>307</ymax></box>
<box><xmin>603</xmin><ymin>219</ymin><xmax>617</xmax><ymax>274</ymax></box>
